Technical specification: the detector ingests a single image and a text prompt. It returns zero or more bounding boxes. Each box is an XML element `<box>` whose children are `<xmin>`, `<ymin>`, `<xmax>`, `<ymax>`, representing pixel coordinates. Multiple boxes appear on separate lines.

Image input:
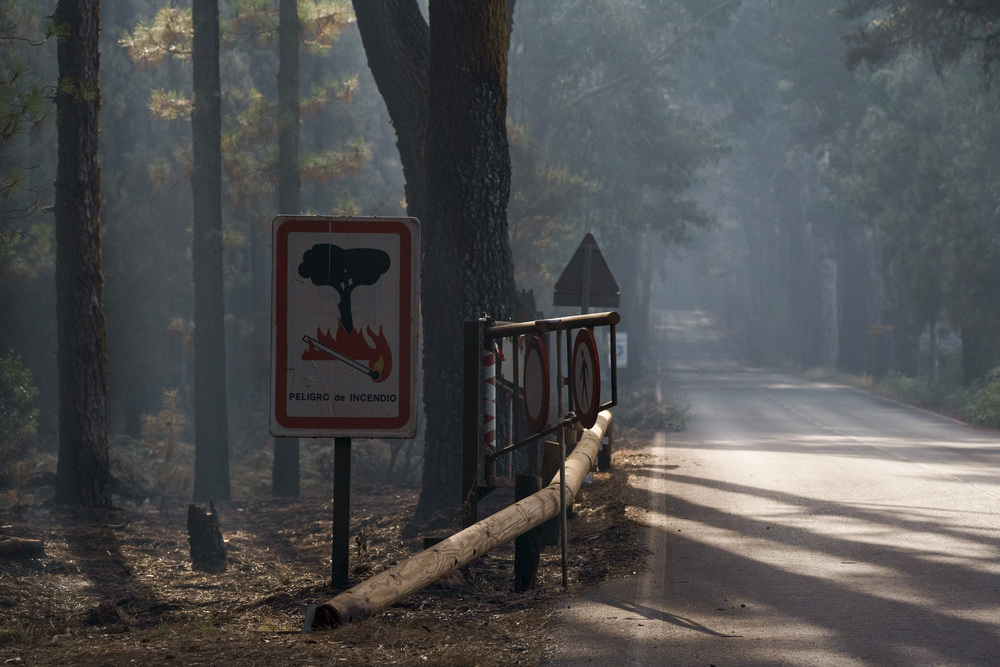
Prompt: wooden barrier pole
<box><xmin>313</xmin><ymin>411</ymin><xmax>612</xmax><ymax>628</ymax></box>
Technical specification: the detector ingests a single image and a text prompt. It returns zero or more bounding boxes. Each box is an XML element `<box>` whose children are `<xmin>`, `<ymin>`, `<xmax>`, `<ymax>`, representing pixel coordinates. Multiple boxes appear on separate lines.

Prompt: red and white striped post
<box><xmin>483</xmin><ymin>346</ymin><xmax>497</xmax><ymax>484</ymax></box>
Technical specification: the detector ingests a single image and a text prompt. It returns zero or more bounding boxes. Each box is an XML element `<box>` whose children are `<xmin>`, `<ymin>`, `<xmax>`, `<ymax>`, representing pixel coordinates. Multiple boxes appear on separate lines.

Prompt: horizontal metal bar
<box><xmin>486</xmin><ymin>426</ymin><xmax>557</xmax><ymax>461</ymax></box>
<box><xmin>484</xmin><ymin>311</ymin><xmax>620</xmax><ymax>340</ymax></box>
<box><xmin>486</xmin><ymin>414</ymin><xmax>579</xmax><ymax>462</ymax></box>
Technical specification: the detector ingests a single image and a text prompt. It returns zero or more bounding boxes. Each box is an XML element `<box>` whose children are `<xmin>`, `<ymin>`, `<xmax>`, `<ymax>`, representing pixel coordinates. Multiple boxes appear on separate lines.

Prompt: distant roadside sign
<box><xmin>270</xmin><ymin>216</ymin><xmax>419</xmax><ymax>438</ymax></box>
<box><xmin>553</xmin><ymin>233</ymin><xmax>620</xmax><ymax>310</ymax></box>
<box><xmin>616</xmin><ymin>331</ymin><xmax>628</xmax><ymax>369</ymax></box>
<box><xmin>868</xmin><ymin>324</ymin><xmax>895</xmax><ymax>335</ymax></box>
<box><xmin>571</xmin><ymin>328</ymin><xmax>601</xmax><ymax>429</ymax></box>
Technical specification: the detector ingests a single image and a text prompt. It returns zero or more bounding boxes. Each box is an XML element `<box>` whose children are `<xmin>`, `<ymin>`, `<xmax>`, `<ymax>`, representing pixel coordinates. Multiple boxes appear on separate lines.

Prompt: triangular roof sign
<box><xmin>553</xmin><ymin>233</ymin><xmax>620</xmax><ymax>307</ymax></box>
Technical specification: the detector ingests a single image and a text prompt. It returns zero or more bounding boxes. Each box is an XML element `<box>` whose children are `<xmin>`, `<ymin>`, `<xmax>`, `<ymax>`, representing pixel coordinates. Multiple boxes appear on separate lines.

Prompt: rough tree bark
<box><xmin>350</xmin><ymin>0</ymin><xmax>429</xmax><ymax>224</ymax></box>
<box><xmin>53</xmin><ymin>0</ymin><xmax>111</xmax><ymax>508</ymax></box>
<box><xmin>418</xmin><ymin>0</ymin><xmax>515</xmax><ymax>518</ymax></box>
<box><xmin>353</xmin><ymin>1</ymin><xmax>517</xmax><ymax>521</ymax></box>
<box><xmin>191</xmin><ymin>0</ymin><xmax>230</xmax><ymax>502</ymax></box>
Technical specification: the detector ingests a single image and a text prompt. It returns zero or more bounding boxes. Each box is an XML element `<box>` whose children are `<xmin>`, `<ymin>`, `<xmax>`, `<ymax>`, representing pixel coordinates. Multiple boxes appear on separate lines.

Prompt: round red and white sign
<box><xmin>571</xmin><ymin>328</ymin><xmax>601</xmax><ymax>429</ymax></box>
<box><xmin>522</xmin><ymin>335</ymin><xmax>550</xmax><ymax>434</ymax></box>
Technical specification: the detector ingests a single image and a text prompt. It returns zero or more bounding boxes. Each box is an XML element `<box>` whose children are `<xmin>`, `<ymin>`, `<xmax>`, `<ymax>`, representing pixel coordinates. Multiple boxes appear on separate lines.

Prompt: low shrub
<box><xmin>965</xmin><ymin>368</ymin><xmax>1000</xmax><ymax>428</ymax></box>
<box><xmin>0</xmin><ymin>350</ymin><xmax>39</xmax><ymax>480</ymax></box>
<box><xmin>614</xmin><ymin>386</ymin><xmax>687</xmax><ymax>432</ymax></box>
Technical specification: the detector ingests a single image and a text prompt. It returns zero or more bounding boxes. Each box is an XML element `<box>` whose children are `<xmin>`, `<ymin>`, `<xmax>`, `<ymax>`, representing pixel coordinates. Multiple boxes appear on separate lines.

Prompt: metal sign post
<box><xmin>554</xmin><ymin>233</ymin><xmax>620</xmax><ymax>475</ymax></box>
<box><xmin>332</xmin><ymin>437</ymin><xmax>351</xmax><ymax>587</ymax></box>
<box><xmin>271</xmin><ymin>215</ymin><xmax>419</xmax><ymax>588</ymax></box>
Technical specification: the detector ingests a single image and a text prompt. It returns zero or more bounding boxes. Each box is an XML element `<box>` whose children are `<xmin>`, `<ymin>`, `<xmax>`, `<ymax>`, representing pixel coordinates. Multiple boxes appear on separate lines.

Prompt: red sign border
<box><xmin>271</xmin><ymin>216</ymin><xmax>418</xmax><ymax>437</ymax></box>
<box><xmin>522</xmin><ymin>334</ymin><xmax>550</xmax><ymax>435</ymax></box>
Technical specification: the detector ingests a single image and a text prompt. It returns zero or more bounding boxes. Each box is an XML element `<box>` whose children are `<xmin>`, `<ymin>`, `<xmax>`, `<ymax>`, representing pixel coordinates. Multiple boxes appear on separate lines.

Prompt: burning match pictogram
<box><xmin>302</xmin><ymin>334</ymin><xmax>382</xmax><ymax>380</ymax></box>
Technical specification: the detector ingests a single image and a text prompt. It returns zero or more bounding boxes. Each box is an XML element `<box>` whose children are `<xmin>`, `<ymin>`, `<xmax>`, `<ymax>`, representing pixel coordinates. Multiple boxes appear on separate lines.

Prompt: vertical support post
<box><xmin>598</xmin><ymin>422</ymin><xmax>613</xmax><ymax>471</ymax></box>
<box><xmin>462</xmin><ymin>320</ymin><xmax>483</xmax><ymax>528</ymax></box>
<box><xmin>565</xmin><ymin>328</ymin><xmax>573</xmax><ymax>410</ymax></box>
<box><xmin>605</xmin><ymin>322</ymin><xmax>617</xmax><ymax>470</ymax></box>
<box><xmin>581</xmin><ymin>240</ymin><xmax>593</xmax><ymax>315</ymax></box>
<box><xmin>561</xmin><ymin>328</ymin><xmax>573</xmax><ymax>588</ymax></box>
<box><xmin>559</xmin><ymin>424</ymin><xmax>568</xmax><ymax>589</ymax></box>
<box><xmin>540</xmin><ymin>440</ymin><xmax>561</xmax><ymax>546</ymax></box>
<box><xmin>610</xmin><ymin>323</ymin><xmax>618</xmax><ymax>406</ymax></box>
<box><xmin>513</xmin><ymin>474</ymin><xmax>543</xmax><ymax>592</ymax></box>
<box><xmin>332</xmin><ymin>436</ymin><xmax>351</xmax><ymax>588</ymax></box>
<box><xmin>508</xmin><ymin>388</ymin><xmax>514</xmax><ymax>476</ymax></box>
<box><xmin>556</xmin><ymin>329</ymin><xmax>564</xmax><ymax>422</ymax></box>
<box><xmin>512</xmin><ymin>336</ymin><xmax>523</xmax><ymax>475</ymax></box>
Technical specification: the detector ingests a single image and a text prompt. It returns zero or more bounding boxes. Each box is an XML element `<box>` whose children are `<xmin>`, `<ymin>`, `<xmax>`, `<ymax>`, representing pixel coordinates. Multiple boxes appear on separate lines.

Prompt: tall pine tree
<box><xmin>53</xmin><ymin>0</ymin><xmax>111</xmax><ymax>507</ymax></box>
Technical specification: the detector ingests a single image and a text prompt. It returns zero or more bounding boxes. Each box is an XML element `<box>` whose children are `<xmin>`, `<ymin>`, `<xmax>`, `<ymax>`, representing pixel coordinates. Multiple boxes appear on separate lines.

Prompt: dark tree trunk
<box><xmin>277</xmin><ymin>0</ymin><xmax>301</xmax><ymax>216</ymax></box>
<box><xmin>417</xmin><ymin>0</ymin><xmax>515</xmax><ymax>518</ymax></box>
<box><xmin>53</xmin><ymin>0</ymin><xmax>111</xmax><ymax>508</ymax></box>
<box><xmin>620</xmin><ymin>230</ymin><xmax>653</xmax><ymax>385</ymax></box>
<box><xmin>191</xmin><ymin>0</ymin><xmax>230</xmax><ymax>502</ymax></box>
<box><xmin>273</xmin><ymin>0</ymin><xmax>301</xmax><ymax>497</ymax></box>
<box><xmin>352</xmin><ymin>1</ymin><xmax>517</xmax><ymax>520</ymax></box>
<box><xmin>351</xmin><ymin>0</ymin><xmax>430</xmax><ymax>224</ymax></box>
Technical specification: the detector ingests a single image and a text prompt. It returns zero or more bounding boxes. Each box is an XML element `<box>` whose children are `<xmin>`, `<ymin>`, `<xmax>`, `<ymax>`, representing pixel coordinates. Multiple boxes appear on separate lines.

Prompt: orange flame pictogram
<box><xmin>302</xmin><ymin>320</ymin><xmax>392</xmax><ymax>382</ymax></box>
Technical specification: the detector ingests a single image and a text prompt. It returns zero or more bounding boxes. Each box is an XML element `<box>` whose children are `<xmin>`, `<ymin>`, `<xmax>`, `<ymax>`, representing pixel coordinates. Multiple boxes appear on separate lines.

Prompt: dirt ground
<box><xmin>0</xmin><ymin>440</ymin><xmax>652</xmax><ymax>666</ymax></box>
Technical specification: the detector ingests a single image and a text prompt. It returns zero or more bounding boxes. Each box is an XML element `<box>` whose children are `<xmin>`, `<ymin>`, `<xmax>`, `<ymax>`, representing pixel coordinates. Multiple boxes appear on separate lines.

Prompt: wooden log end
<box><xmin>313</xmin><ymin>594</ymin><xmax>370</xmax><ymax>629</ymax></box>
<box><xmin>0</xmin><ymin>538</ymin><xmax>45</xmax><ymax>559</ymax></box>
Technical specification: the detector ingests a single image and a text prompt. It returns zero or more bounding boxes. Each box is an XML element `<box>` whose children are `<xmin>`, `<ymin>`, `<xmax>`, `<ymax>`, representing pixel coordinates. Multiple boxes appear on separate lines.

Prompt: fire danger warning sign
<box><xmin>270</xmin><ymin>216</ymin><xmax>419</xmax><ymax>438</ymax></box>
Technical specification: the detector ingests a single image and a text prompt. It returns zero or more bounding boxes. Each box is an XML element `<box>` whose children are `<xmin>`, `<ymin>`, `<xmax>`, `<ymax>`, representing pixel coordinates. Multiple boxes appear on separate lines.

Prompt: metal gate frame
<box><xmin>462</xmin><ymin>311</ymin><xmax>620</xmax><ymax>526</ymax></box>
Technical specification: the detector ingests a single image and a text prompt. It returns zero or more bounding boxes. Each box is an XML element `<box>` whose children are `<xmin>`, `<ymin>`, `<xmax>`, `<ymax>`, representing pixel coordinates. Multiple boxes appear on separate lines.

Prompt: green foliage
<box><xmin>840</xmin><ymin>0</ymin><xmax>1000</xmax><ymax>76</ymax></box>
<box><xmin>120</xmin><ymin>5</ymin><xmax>193</xmax><ymax>68</ymax></box>
<box><xmin>507</xmin><ymin>122</ymin><xmax>598</xmax><ymax>294</ymax></box>
<box><xmin>0</xmin><ymin>63</ymin><xmax>48</xmax><ymax>146</ymax></box>
<box><xmin>111</xmin><ymin>389</ymin><xmax>194</xmax><ymax>500</ymax></box>
<box><xmin>298</xmin><ymin>139</ymin><xmax>371</xmax><ymax>185</ymax></box>
<box><xmin>509</xmin><ymin>0</ymin><xmax>732</xmax><ymax>252</ymax></box>
<box><xmin>669</xmin><ymin>0</ymin><xmax>868</xmax><ymax>367</ymax></box>
<box><xmin>120</xmin><ymin>0</ymin><xmax>352</xmax><ymax>66</ymax></box>
<box><xmin>834</xmin><ymin>53</ymin><xmax>1000</xmax><ymax>379</ymax></box>
<box><xmin>148</xmin><ymin>88</ymin><xmax>192</xmax><ymax>120</ymax></box>
<box><xmin>841</xmin><ymin>368</ymin><xmax>1000</xmax><ymax>430</ymax></box>
<box><xmin>0</xmin><ymin>6</ymin><xmax>56</xmax><ymax>213</ymax></box>
<box><xmin>0</xmin><ymin>350</ymin><xmax>38</xmax><ymax>474</ymax></box>
<box><xmin>0</xmin><ymin>222</ymin><xmax>52</xmax><ymax>278</ymax></box>
<box><xmin>614</xmin><ymin>386</ymin><xmax>687</xmax><ymax>433</ymax></box>
<box><xmin>877</xmin><ymin>372</ymin><xmax>966</xmax><ymax>413</ymax></box>
<box><xmin>125</xmin><ymin>2</ymin><xmax>366</xmax><ymax>212</ymax></box>
<box><xmin>668</xmin><ymin>0</ymin><xmax>1000</xmax><ymax>376</ymax></box>
<box><xmin>966</xmin><ymin>369</ymin><xmax>1000</xmax><ymax>428</ymax></box>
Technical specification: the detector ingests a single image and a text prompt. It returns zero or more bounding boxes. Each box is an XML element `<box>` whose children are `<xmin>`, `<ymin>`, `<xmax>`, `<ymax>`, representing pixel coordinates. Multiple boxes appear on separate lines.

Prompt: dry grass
<box><xmin>0</xmin><ymin>445</ymin><xmax>649</xmax><ymax>666</ymax></box>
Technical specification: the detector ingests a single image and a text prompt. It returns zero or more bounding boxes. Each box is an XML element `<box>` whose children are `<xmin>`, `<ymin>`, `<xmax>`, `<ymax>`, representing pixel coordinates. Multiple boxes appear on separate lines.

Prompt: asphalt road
<box><xmin>544</xmin><ymin>312</ymin><xmax>1000</xmax><ymax>666</ymax></box>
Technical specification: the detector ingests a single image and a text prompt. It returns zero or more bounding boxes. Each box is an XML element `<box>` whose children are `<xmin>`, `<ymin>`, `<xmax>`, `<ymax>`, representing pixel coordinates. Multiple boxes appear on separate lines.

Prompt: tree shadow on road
<box><xmin>632</xmin><ymin>470</ymin><xmax>1000</xmax><ymax>664</ymax></box>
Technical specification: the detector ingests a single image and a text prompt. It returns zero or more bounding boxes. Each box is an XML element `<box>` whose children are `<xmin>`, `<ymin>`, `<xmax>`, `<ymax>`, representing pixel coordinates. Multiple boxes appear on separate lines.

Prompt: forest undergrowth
<box><xmin>0</xmin><ymin>417</ymin><xmax>665</xmax><ymax>666</ymax></box>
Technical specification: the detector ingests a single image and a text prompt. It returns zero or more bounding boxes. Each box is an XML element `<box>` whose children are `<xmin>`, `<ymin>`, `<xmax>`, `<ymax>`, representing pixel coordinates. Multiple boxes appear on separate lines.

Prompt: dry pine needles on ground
<box><xmin>0</xmin><ymin>444</ymin><xmax>649</xmax><ymax>666</ymax></box>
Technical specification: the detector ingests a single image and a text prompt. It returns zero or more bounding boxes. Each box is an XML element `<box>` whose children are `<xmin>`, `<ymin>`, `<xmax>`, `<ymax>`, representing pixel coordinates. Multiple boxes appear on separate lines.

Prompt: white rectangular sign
<box><xmin>270</xmin><ymin>216</ymin><xmax>419</xmax><ymax>438</ymax></box>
